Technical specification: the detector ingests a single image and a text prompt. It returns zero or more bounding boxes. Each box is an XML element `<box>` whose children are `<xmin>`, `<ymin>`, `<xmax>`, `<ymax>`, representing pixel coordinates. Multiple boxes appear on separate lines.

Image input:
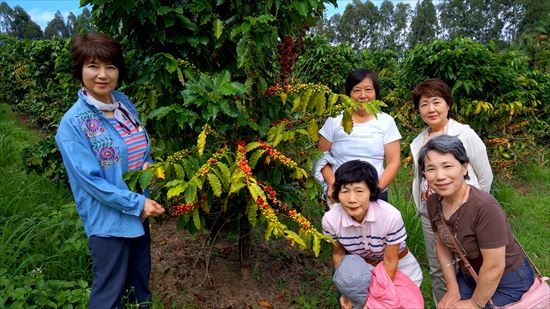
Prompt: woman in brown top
<box><xmin>417</xmin><ymin>135</ymin><xmax>533</xmax><ymax>309</ymax></box>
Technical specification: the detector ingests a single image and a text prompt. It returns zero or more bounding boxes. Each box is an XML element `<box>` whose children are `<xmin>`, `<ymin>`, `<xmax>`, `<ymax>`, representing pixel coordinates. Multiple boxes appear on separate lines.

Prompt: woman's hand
<box><xmin>141</xmin><ymin>198</ymin><xmax>164</xmax><ymax>220</ymax></box>
<box><xmin>340</xmin><ymin>295</ymin><xmax>352</xmax><ymax>309</ymax></box>
<box><xmin>437</xmin><ymin>290</ymin><xmax>460</xmax><ymax>309</ymax></box>
<box><xmin>452</xmin><ymin>299</ymin><xmax>478</xmax><ymax>309</ymax></box>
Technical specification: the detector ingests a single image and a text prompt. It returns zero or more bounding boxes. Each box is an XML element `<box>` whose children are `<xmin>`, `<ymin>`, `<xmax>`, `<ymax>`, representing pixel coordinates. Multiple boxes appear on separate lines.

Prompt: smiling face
<box><xmin>418</xmin><ymin>95</ymin><xmax>450</xmax><ymax>132</ymax></box>
<box><xmin>81</xmin><ymin>58</ymin><xmax>119</xmax><ymax>103</ymax></box>
<box><xmin>422</xmin><ymin>150</ymin><xmax>468</xmax><ymax>198</ymax></box>
<box><xmin>338</xmin><ymin>181</ymin><xmax>371</xmax><ymax>222</ymax></box>
<box><xmin>350</xmin><ymin>77</ymin><xmax>376</xmax><ymax>103</ymax></box>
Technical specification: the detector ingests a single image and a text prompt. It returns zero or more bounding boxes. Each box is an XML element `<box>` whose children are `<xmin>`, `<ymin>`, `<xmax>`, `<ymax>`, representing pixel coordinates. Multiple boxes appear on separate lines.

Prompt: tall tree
<box><xmin>337</xmin><ymin>0</ymin><xmax>379</xmax><ymax>50</ymax></box>
<box><xmin>376</xmin><ymin>0</ymin><xmax>395</xmax><ymax>50</ymax></box>
<box><xmin>0</xmin><ymin>1</ymin><xmax>13</xmax><ymax>33</ymax></box>
<box><xmin>67</xmin><ymin>7</ymin><xmax>94</xmax><ymax>35</ymax></box>
<box><xmin>10</xmin><ymin>5</ymin><xmax>42</xmax><ymax>39</ymax></box>
<box><xmin>438</xmin><ymin>0</ymin><xmax>511</xmax><ymax>43</ymax></box>
<box><xmin>408</xmin><ymin>0</ymin><xmax>437</xmax><ymax>47</ymax></box>
<box><xmin>393</xmin><ymin>2</ymin><xmax>411</xmax><ymax>52</ymax></box>
<box><xmin>44</xmin><ymin>11</ymin><xmax>69</xmax><ymax>38</ymax></box>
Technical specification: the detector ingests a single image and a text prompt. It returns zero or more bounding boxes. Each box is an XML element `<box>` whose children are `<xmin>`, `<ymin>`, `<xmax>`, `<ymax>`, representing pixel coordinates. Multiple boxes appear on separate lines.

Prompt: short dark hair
<box><xmin>417</xmin><ymin>135</ymin><xmax>470</xmax><ymax>180</ymax></box>
<box><xmin>332</xmin><ymin>160</ymin><xmax>380</xmax><ymax>202</ymax></box>
<box><xmin>344</xmin><ymin>69</ymin><xmax>380</xmax><ymax>99</ymax></box>
<box><xmin>412</xmin><ymin>78</ymin><xmax>453</xmax><ymax>116</ymax></box>
<box><xmin>70</xmin><ymin>32</ymin><xmax>127</xmax><ymax>83</ymax></box>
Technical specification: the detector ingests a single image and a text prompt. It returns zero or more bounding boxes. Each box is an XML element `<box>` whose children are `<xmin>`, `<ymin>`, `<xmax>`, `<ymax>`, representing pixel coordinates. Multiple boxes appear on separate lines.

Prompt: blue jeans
<box><xmin>88</xmin><ymin>220</ymin><xmax>151</xmax><ymax>309</ymax></box>
<box><xmin>457</xmin><ymin>258</ymin><xmax>534</xmax><ymax>308</ymax></box>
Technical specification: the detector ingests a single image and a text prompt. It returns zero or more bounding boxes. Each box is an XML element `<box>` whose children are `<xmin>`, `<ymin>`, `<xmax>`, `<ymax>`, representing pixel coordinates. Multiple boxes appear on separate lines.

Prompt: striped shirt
<box><xmin>107</xmin><ymin>116</ymin><xmax>147</xmax><ymax>170</ymax></box>
<box><xmin>322</xmin><ymin>200</ymin><xmax>407</xmax><ymax>261</ymax></box>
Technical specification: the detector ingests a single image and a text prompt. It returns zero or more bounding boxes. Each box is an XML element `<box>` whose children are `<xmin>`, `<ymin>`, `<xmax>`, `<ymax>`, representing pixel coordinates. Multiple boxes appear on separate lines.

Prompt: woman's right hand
<box><xmin>339</xmin><ymin>295</ymin><xmax>352</xmax><ymax>309</ymax></box>
<box><xmin>141</xmin><ymin>198</ymin><xmax>165</xmax><ymax>220</ymax></box>
<box><xmin>437</xmin><ymin>290</ymin><xmax>461</xmax><ymax>309</ymax></box>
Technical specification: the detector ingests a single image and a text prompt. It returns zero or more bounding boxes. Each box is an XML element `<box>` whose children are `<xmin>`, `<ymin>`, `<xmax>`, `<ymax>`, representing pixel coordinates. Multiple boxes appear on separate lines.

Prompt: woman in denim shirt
<box><xmin>56</xmin><ymin>32</ymin><xmax>164</xmax><ymax>308</ymax></box>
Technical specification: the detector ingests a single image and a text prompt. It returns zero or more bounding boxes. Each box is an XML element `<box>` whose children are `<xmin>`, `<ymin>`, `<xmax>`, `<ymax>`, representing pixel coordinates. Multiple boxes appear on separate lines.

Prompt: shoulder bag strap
<box><xmin>438</xmin><ymin>216</ymin><xmax>480</xmax><ymax>281</ymax></box>
<box><xmin>513</xmin><ymin>235</ymin><xmax>543</xmax><ymax>277</ymax></box>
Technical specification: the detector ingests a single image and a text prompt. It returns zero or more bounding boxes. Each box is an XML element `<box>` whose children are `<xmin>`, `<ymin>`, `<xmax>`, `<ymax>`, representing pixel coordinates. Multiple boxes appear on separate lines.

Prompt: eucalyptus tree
<box><xmin>376</xmin><ymin>0</ymin><xmax>395</xmax><ymax>50</ymax></box>
<box><xmin>438</xmin><ymin>0</ymin><xmax>519</xmax><ymax>44</ymax></box>
<box><xmin>44</xmin><ymin>11</ymin><xmax>69</xmax><ymax>38</ymax></box>
<box><xmin>393</xmin><ymin>2</ymin><xmax>411</xmax><ymax>52</ymax></box>
<box><xmin>408</xmin><ymin>0</ymin><xmax>438</xmax><ymax>47</ymax></box>
<box><xmin>337</xmin><ymin>0</ymin><xmax>380</xmax><ymax>50</ymax></box>
<box><xmin>0</xmin><ymin>1</ymin><xmax>13</xmax><ymax>33</ymax></box>
<box><xmin>10</xmin><ymin>5</ymin><xmax>42</xmax><ymax>39</ymax></box>
<box><xmin>66</xmin><ymin>7</ymin><xmax>94</xmax><ymax>35</ymax></box>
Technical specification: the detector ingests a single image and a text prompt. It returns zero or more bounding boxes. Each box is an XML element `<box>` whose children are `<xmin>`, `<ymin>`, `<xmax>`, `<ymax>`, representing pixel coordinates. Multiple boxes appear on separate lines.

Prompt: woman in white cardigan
<box><xmin>409</xmin><ymin>78</ymin><xmax>493</xmax><ymax>305</ymax></box>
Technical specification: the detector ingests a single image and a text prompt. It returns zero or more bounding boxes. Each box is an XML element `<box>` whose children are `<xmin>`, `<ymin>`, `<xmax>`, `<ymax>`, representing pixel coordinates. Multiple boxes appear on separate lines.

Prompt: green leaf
<box><xmin>192</xmin><ymin>208</ymin><xmax>201</xmax><ymax>230</ymax></box>
<box><xmin>313</xmin><ymin>235</ymin><xmax>321</xmax><ymax>257</ymax></box>
<box><xmin>284</xmin><ymin>230</ymin><xmax>306</xmax><ymax>248</ymax></box>
<box><xmin>173</xmin><ymin>163</ymin><xmax>185</xmax><ymax>179</ymax></box>
<box><xmin>265</xmin><ymin>224</ymin><xmax>274</xmax><ymax>240</ymax></box>
<box><xmin>292</xmin><ymin>0</ymin><xmax>309</xmax><ymax>17</ymax></box>
<box><xmin>247</xmin><ymin>201</ymin><xmax>258</xmax><ymax>227</ymax></box>
<box><xmin>207</xmin><ymin>173</ymin><xmax>222</xmax><ymax>197</ymax></box>
<box><xmin>139</xmin><ymin>169</ymin><xmax>154</xmax><ymax>191</ymax></box>
<box><xmin>229</xmin><ymin>170</ymin><xmax>246</xmax><ymax>194</ymax></box>
<box><xmin>342</xmin><ymin>109</ymin><xmax>353</xmax><ymax>134</ymax></box>
<box><xmin>215</xmin><ymin>162</ymin><xmax>231</xmax><ymax>187</ymax></box>
<box><xmin>291</xmin><ymin>95</ymin><xmax>302</xmax><ymax>113</ymax></box>
<box><xmin>184</xmin><ymin>183</ymin><xmax>197</xmax><ymax>203</ymax></box>
<box><xmin>197</xmin><ymin>125</ymin><xmax>208</xmax><ymax>157</ymax></box>
<box><xmin>167</xmin><ymin>183</ymin><xmax>187</xmax><ymax>198</ymax></box>
<box><xmin>307</xmin><ymin>119</ymin><xmax>319</xmax><ymax>142</ymax></box>
<box><xmin>245</xmin><ymin>141</ymin><xmax>261</xmax><ymax>152</ymax></box>
<box><xmin>158</xmin><ymin>6</ymin><xmax>173</xmax><ymax>15</ymax></box>
<box><xmin>213</xmin><ymin>19</ymin><xmax>224</xmax><ymax>39</ymax></box>
<box><xmin>248</xmin><ymin>149</ymin><xmax>265</xmax><ymax>169</ymax></box>
<box><xmin>148</xmin><ymin>106</ymin><xmax>174</xmax><ymax>119</ymax></box>
<box><xmin>247</xmin><ymin>182</ymin><xmax>266</xmax><ymax>202</ymax></box>
<box><xmin>124</xmin><ymin>170</ymin><xmax>140</xmax><ymax>191</ymax></box>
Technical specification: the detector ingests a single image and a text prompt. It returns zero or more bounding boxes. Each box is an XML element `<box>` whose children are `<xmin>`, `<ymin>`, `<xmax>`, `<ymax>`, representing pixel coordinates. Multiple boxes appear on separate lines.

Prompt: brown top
<box><xmin>428</xmin><ymin>186</ymin><xmax>524</xmax><ymax>275</ymax></box>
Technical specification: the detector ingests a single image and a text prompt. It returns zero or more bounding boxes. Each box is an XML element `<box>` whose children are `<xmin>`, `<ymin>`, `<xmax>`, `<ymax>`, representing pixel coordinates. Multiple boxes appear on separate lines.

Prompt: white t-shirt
<box><xmin>318</xmin><ymin>112</ymin><xmax>401</xmax><ymax>179</ymax></box>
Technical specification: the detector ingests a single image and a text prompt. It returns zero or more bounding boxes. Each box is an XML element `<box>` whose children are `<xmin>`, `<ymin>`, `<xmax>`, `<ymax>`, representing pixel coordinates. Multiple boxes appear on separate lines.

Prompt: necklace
<box><xmin>441</xmin><ymin>185</ymin><xmax>469</xmax><ymax>232</ymax></box>
<box><xmin>422</xmin><ymin>122</ymin><xmax>449</xmax><ymax>145</ymax></box>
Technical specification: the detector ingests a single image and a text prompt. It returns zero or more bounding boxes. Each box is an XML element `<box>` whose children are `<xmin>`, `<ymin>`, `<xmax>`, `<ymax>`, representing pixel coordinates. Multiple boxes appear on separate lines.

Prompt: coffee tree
<box><xmin>83</xmin><ymin>0</ymin><xmax>386</xmax><ymax>259</ymax></box>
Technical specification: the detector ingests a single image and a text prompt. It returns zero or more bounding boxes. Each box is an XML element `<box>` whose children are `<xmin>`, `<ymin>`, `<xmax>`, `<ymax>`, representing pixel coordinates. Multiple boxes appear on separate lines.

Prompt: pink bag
<box><xmin>498</xmin><ymin>275</ymin><xmax>550</xmax><ymax>309</ymax></box>
<box><xmin>366</xmin><ymin>262</ymin><xmax>424</xmax><ymax>309</ymax></box>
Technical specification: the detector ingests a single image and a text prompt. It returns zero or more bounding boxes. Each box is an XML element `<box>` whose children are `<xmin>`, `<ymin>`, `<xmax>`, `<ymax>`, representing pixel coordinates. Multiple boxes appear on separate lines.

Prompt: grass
<box><xmin>0</xmin><ymin>104</ymin><xmax>90</xmax><ymax>307</ymax></box>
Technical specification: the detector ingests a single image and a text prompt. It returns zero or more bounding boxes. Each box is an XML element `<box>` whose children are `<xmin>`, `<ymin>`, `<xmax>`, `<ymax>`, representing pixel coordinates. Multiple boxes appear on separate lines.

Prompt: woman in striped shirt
<box><xmin>56</xmin><ymin>32</ymin><xmax>164</xmax><ymax>308</ymax></box>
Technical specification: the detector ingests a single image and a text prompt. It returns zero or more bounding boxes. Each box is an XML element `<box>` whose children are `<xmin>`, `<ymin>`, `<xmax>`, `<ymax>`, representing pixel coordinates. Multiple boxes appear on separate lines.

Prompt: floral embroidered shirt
<box><xmin>56</xmin><ymin>90</ymin><xmax>152</xmax><ymax>238</ymax></box>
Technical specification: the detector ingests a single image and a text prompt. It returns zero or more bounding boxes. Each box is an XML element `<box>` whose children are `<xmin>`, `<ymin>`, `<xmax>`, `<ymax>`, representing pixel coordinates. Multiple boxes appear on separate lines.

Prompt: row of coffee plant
<box><xmin>1</xmin><ymin>0</ymin><xmax>548</xmax><ymax>258</ymax></box>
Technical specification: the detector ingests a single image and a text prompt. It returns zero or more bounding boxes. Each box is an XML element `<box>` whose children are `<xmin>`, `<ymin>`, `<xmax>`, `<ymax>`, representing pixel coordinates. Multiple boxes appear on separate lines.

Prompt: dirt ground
<box><xmin>149</xmin><ymin>218</ymin><xmax>335</xmax><ymax>308</ymax></box>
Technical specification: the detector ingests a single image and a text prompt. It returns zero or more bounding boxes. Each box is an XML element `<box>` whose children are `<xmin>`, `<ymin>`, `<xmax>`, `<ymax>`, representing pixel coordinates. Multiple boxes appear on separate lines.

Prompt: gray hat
<box><xmin>333</xmin><ymin>255</ymin><xmax>373</xmax><ymax>309</ymax></box>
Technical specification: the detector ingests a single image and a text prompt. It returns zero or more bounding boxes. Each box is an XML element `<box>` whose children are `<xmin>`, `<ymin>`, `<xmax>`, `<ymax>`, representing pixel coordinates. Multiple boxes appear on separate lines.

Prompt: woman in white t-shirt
<box><xmin>315</xmin><ymin>69</ymin><xmax>401</xmax><ymax>204</ymax></box>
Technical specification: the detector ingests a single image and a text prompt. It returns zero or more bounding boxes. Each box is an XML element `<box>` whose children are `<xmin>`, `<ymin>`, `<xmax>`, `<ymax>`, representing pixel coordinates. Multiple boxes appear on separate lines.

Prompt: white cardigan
<box><xmin>410</xmin><ymin>119</ymin><xmax>493</xmax><ymax>213</ymax></box>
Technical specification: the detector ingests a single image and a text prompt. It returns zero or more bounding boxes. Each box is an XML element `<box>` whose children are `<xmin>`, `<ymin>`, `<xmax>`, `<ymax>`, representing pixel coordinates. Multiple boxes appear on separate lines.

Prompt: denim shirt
<box><xmin>56</xmin><ymin>90</ymin><xmax>152</xmax><ymax>238</ymax></box>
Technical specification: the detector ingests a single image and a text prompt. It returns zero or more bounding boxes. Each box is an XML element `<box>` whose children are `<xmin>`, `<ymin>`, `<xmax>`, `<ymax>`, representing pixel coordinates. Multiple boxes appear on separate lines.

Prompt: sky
<box><xmin>4</xmin><ymin>0</ymin><xmax>427</xmax><ymax>31</ymax></box>
<box><xmin>4</xmin><ymin>0</ymin><xmax>89</xmax><ymax>30</ymax></box>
